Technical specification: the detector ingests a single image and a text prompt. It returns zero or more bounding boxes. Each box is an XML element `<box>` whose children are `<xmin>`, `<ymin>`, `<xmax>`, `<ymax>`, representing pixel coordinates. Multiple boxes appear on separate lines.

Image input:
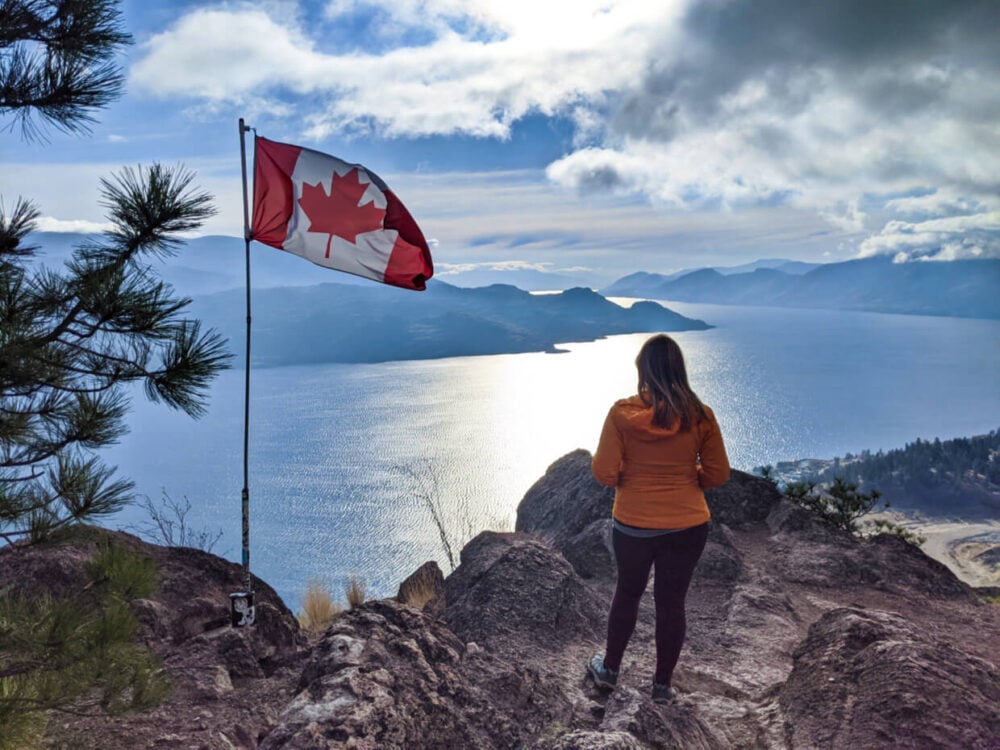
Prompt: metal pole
<box><xmin>238</xmin><ymin>118</ymin><xmax>253</xmax><ymax>600</ymax></box>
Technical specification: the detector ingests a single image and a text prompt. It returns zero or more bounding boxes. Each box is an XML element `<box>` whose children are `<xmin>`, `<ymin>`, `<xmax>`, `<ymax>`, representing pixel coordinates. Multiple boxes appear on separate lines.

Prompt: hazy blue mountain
<box><xmin>605</xmin><ymin>256</ymin><xmax>1000</xmax><ymax>319</ymax></box>
<box><xmin>714</xmin><ymin>258</ymin><xmax>821</xmax><ymax>275</ymax></box>
<box><xmin>602</xmin><ymin>259</ymin><xmax>819</xmax><ymax>297</ymax></box>
<box><xmin>191</xmin><ymin>281</ymin><xmax>711</xmax><ymax>366</ymax></box>
<box><xmin>602</xmin><ymin>270</ymin><xmax>693</xmax><ymax>297</ymax></box>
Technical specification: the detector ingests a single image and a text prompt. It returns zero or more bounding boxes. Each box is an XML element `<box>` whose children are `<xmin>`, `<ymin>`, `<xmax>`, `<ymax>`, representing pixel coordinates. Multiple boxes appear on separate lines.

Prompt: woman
<box><xmin>587</xmin><ymin>334</ymin><xmax>730</xmax><ymax>703</ymax></box>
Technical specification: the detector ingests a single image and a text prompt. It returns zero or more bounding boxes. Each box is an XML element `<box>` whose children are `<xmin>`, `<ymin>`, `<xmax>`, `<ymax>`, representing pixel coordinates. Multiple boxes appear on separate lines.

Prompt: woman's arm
<box><xmin>697</xmin><ymin>408</ymin><xmax>731</xmax><ymax>489</ymax></box>
<box><xmin>591</xmin><ymin>407</ymin><xmax>623</xmax><ymax>487</ymax></box>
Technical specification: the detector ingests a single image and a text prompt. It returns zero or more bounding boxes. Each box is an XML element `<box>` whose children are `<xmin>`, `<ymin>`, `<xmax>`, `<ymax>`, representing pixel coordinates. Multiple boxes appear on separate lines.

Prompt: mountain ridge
<box><xmin>603</xmin><ymin>255</ymin><xmax>1000</xmax><ymax>319</ymax></box>
<box><xmin>190</xmin><ymin>280</ymin><xmax>712</xmax><ymax>366</ymax></box>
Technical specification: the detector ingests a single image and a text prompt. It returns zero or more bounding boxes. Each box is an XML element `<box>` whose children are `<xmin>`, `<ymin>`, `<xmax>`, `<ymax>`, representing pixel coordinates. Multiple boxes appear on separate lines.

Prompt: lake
<box><xmin>104</xmin><ymin>300</ymin><xmax>1000</xmax><ymax>611</ymax></box>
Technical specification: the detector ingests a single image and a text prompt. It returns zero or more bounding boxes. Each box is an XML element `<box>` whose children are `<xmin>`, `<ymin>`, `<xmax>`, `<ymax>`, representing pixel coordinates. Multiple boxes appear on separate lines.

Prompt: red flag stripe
<box><xmin>383</xmin><ymin>190</ymin><xmax>432</xmax><ymax>290</ymax></box>
<box><xmin>251</xmin><ymin>139</ymin><xmax>300</xmax><ymax>247</ymax></box>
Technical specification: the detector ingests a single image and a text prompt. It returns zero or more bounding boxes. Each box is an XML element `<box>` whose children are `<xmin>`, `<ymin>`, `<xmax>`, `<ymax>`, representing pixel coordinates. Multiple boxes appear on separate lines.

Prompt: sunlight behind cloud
<box><xmin>132</xmin><ymin>2</ymin><xmax>680</xmax><ymax>141</ymax></box>
<box><xmin>105</xmin><ymin>1</ymin><xmax>1000</xmax><ymax>265</ymax></box>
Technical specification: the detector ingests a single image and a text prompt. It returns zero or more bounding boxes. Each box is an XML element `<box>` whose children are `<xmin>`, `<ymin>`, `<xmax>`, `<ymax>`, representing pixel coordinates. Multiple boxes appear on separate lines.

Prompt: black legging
<box><xmin>603</xmin><ymin>522</ymin><xmax>709</xmax><ymax>685</ymax></box>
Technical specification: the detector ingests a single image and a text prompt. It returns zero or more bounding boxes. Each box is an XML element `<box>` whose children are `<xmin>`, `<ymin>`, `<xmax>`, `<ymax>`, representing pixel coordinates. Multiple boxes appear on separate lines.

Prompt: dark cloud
<box><xmin>614</xmin><ymin>0</ymin><xmax>1000</xmax><ymax>140</ymax></box>
<box><xmin>574</xmin><ymin>164</ymin><xmax>625</xmax><ymax>193</ymax></box>
<box><xmin>684</xmin><ymin>0</ymin><xmax>997</xmax><ymax>72</ymax></box>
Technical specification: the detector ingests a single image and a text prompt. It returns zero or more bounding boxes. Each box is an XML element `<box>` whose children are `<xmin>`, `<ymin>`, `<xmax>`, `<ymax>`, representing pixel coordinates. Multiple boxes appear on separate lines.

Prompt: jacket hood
<box><xmin>615</xmin><ymin>395</ymin><xmax>682</xmax><ymax>440</ymax></box>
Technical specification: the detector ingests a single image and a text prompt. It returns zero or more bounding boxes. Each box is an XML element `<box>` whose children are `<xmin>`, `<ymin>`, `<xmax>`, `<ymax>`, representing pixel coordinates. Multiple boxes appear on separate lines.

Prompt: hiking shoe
<box><xmin>652</xmin><ymin>683</ymin><xmax>676</xmax><ymax>703</ymax></box>
<box><xmin>587</xmin><ymin>653</ymin><xmax>618</xmax><ymax>690</ymax></box>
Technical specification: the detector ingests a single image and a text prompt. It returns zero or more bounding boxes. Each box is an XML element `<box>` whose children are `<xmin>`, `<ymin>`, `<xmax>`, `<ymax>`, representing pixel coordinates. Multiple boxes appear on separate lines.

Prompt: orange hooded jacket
<box><xmin>591</xmin><ymin>395</ymin><xmax>730</xmax><ymax>529</ymax></box>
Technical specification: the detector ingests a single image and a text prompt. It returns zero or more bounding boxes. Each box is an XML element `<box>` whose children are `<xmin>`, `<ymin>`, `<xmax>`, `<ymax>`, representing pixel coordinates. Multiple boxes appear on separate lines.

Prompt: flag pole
<box><xmin>233</xmin><ymin>117</ymin><xmax>256</xmax><ymax>626</ymax></box>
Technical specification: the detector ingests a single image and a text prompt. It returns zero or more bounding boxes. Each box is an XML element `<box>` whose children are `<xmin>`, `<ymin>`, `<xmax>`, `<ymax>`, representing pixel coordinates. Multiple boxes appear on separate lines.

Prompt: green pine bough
<box><xmin>0</xmin><ymin>535</ymin><xmax>169</xmax><ymax>747</ymax></box>
<box><xmin>0</xmin><ymin>164</ymin><xmax>232</xmax><ymax>544</ymax></box>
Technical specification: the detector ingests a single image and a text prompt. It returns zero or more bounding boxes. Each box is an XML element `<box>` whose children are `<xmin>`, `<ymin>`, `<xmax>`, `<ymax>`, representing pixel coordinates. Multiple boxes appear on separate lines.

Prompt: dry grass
<box><xmin>345</xmin><ymin>574</ymin><xmax>367</xmax><ymax>609</ymax></box>
<box><xmin>397</xmin><ymin>576</ymin><xmax>438</xmax><ymax>610</ymax></box>
<box><xmin>297</xmin><ymin>579</ymin><xmax>342</xmax><ymax>633</ymax></box>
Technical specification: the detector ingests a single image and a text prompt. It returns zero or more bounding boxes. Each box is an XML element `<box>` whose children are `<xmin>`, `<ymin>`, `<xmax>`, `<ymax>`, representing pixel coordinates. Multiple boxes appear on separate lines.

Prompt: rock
<box><xmin>188</xmin><ymin>664</ymin><xmax>235</xmax><ymax>700</ymax></box>
<box><xmin>515</xmin><ymin>451</ymin><xmax>616</xmax><ymax>580</ymax></box>
<box><xmin>766</xmin><ymin>498</ymin><xmax>850</xmax><ymax>542</ymax></box>
<box><xmin>443</xmin><ymin>531</ymin><xmax>605</xmax><ymax>651</ymax></box>
<box><xmin>858</xmin><ymin>533</ymin><xmax>974</xmax><ymax>600</ymax></box>
<box><xmin>533</xmin><ymin>729</ymin><xmax>646</xmax><ymax>749</ymax></box>
<box><xmin>693</xmin><ymin>522</ymin><xmax>745</xmax><ymax>586</ymax></box>
<box><xmin>706</xmin><ymin>470</ymin><xmax>784</xmax><ymax>529</ymax></box>
<box><xmin>599</xmin><ymin>685</ymin><xmax>727</xmax><ymax>749</ymax></box>
<box><xmin>725</xmin><ymin>584</ymin><xmax>798</xmax><ymax>631</ymax></box>
<box><xmin>8</xmin><ymin>452</ymin><xmax>1000</xmax><ymax>750</ymax></box>
<box><xmin>767</xmin><ymin>512</ymin><xmax>977</xmax><ymax>599</ymax></box>
<box><xmin>772</xmin><ymin>541</ymin><xmax>871</xmax><ymax>588</ymax></box>
<box><xmin>0</xmin><ymin>527</ymin><xmax>305</xmax><ymax>750</ymax></box>
<box><xmin>780</xmin><ymin>608</ymin><xmax>1000</xmax><ymax>749</ymax></box>
<box><xmin>263</xmin><ymin>599</ymin><xmax>566</xmax><ymax>749</ymax></box>
<box><xmin>563</xmin><ymin>519</ymin><xmax>615</xmax><ymax>580</ymax></box>
<box><xmin>517</xmin><ymin>449</ymin><xmax>614</xmax><ymax>544</ymax></box>
<box><xmin>396</xmin><ymin>560</ymin><xmax>446</xmax><ymax>616</ymax></box>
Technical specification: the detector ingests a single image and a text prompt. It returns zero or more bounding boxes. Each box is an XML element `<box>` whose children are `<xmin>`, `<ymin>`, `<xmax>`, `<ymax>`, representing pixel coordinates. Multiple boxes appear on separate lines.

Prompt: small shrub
<box><xmin>297</xmin><ymin>580</ymin><xmax>342</xmax><ymax>633</ymax></box>
<box><xmin>128</xmin><ymin>490</ymin><xmax>224</xmax><ymax>553</ymax></box>
<box><xmin>0</xmin><ymin>676</ymin><xmax>45</xmax><ymax>750</ymax></box>
<box><xmin>345</xmin><ymin>575</ymin><xmax>367</xmax><ymax>609</ymax></box>
<box><xmin>86</xmin><ymin>541</ymin><xmax>158</xmax><ymax>599</ymax></box>
<box><xmin>393</xmin><ymin>460</ymin><xmax>512</xmax><ymax>573</ymax></box>
<box><xmin>863</xmin><ymin>518</ymin><xmax>926</xmax><ymax>547</ymax></box>
<box><xmin>784</xmin><ymin>479</ymin><xmax>818</xmax><ymax>503</ymax></box>
<box><xmin>783</xmin><ymin>477</ymin><xmax>884</xmax><ymax>535</ymax></box>
<box><xmin>754</xmin><ymin>465</ymin><xmax>778</xmax><ymax>486</ymax></box>
<box><xmin>824</xmin><ymin>477</ymin><xmax>883</xmax><ymax>533</ymax></box>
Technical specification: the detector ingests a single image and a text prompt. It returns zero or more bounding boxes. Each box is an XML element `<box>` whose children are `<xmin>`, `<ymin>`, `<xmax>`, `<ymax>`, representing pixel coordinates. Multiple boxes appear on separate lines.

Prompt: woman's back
<box><xmin>591</xmin><ymin>395</ymin><xmax>729</xmax><ymax>529</ymax></box>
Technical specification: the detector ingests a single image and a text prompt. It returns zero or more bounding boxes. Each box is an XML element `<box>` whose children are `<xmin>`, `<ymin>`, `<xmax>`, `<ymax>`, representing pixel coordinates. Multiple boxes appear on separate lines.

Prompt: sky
<box><xmin>2</xmin><ymin>0</ymin><xmax>999</xmax><ymax>285</ymax></box>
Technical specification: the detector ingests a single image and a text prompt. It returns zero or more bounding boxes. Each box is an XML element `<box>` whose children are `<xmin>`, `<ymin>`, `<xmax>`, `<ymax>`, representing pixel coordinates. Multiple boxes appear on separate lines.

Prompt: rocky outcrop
<box><xmin>443</xmin><ymin>531</ymin><xmax>605</xmax><ymax>651</ymax></box>
<box><xmin>516</xmin><ymin>449</ymin><xmax>616</xmax><ymax>580</ymax></box>
<box><xmin>12</xmin><ymin>452</ymin><xmax>1000</xmax><ymax>749</ymax></box>
<box><xmin>261</xmin><ymin>599</ymin><xmax>537</xmax><ymax>749</ymax></box>
<box><xmin>0</xmin><ymin>527</ymin><xmax>305</xmax><ymax>750</ymax></box>
<box><xmin>779</xmin><ymin>607</ymin><xmax>1000</xmax><ymax>749</ymax></box>
<box><xmin>707</xmin><ymin>467</ymin><xmax>787</xmax><ymax>529</ymax></box>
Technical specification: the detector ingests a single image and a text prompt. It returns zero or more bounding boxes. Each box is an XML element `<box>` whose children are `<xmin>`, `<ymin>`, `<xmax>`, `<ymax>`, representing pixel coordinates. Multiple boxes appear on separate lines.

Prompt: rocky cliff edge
<box><xmin>4</xmin><ymin>452</ymin><xmax>998</xmax><ymax>749</ymax></box>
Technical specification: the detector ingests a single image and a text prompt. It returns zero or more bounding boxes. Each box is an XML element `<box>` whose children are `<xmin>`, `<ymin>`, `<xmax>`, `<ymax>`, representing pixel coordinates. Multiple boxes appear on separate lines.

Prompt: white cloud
<box><xmin>885</xmin><ymin>191</ymin><xmax>993</xmax><ymax>219</ymax></box>
<box><xmin>34</xmin><ymin>217</ymin><xmax>114</xmax><ymax>233</ymax></box>
<box><xmin>859</xmin><ymin>211</ymin><xmax>1000</xmax><ymax>261</ymax></box>
<box><xmin>125</xmin><ymin>2</ymin><xmax>1000</xmax><ymax>262</ymax></box>
<box><xmin>437</xmin><ymin>260</ymin><xmax>558</xmax><ymax>274</ymax></box>
<box><xmin>818</xmin><ymin>201</ymin><xmax>867</xmax><ymax>234</ymax></box>
<box><xmin>131</xmin><ymin>2</ymin><xmax>683</xmax><ymax>139</ymax></box>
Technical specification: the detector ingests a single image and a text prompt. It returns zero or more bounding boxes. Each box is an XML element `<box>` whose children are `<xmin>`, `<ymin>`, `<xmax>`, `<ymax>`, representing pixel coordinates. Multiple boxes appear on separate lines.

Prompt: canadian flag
<box><xmin>251</xmin><ymin>136</ymin><xmax>433</xmax><ymax>291</ymax></box>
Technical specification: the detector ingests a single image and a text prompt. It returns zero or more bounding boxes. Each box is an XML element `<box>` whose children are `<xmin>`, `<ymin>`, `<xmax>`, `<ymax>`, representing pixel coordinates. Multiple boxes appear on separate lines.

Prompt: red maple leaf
<box><xmin>298</xmin><ymin>168</ymin><xmax>386</xmax><ymax>257</ymax></box>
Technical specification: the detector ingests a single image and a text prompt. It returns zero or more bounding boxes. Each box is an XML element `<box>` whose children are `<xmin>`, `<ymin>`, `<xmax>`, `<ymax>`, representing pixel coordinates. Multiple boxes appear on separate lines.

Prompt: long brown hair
<box><xmin>635</xmin><ymin>334</ymin><xmax>706</xmax><ymax>431</ymax></box>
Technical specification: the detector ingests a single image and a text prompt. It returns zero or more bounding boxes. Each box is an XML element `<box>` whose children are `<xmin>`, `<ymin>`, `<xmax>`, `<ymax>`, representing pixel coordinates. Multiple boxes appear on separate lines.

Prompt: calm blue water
<box><xmin>104</xmin><ymin>301</ymin><xmax>1000</xmax><ymax>610</ymax></box>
